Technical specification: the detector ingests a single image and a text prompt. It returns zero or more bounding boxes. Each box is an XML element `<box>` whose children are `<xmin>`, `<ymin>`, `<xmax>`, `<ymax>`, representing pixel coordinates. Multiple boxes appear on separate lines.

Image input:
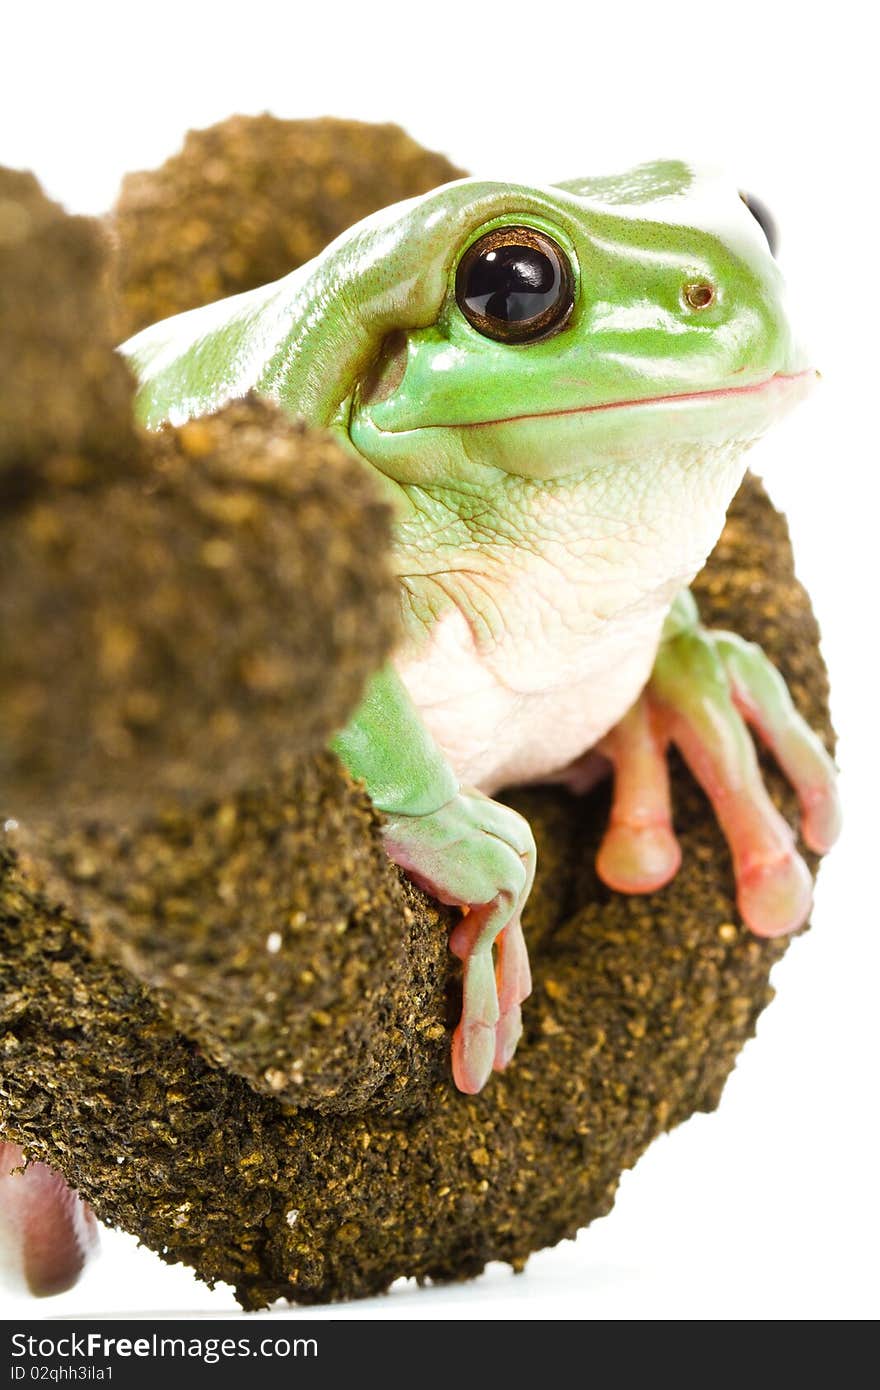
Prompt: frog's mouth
<box><xmin>350</xmin><ymin>366</ymin><xmax>816</xmax><ymax>484</ymax></box>
<box><xmin>450</xmin><ymin>368</ymin><xmax>816</xmax><ymax>431</ymax></box>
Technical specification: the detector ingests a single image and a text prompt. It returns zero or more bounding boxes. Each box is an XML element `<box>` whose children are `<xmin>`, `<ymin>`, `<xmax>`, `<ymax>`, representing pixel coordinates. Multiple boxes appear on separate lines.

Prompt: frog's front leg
<box><xmin>333</xmin><ymin>665</ymin><xmax>535</xmax><ymax>1094</ymax></box>
<box><xmin>595</xmin><ymin>590</ymin><xmax>841</xmax><ymax>936</ymax></box>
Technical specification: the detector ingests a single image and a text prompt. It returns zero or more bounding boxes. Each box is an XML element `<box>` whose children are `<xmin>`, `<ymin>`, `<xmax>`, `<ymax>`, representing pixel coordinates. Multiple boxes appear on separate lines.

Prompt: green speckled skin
<box><xmin>122</xmin><ymin>162</ymin><xmax>838</xmax><ymax>1093</ymax></box>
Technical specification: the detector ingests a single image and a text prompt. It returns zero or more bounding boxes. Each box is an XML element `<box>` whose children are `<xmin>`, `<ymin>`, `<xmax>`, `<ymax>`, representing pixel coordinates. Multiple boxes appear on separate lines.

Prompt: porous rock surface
<box><xmin>0</xmin><ymin>170</ymin><xmax>395</xmax><ymax>822</ymax></box>
<box><xmin>111</xmin><ymin>115</ymin><xmax>465</xmax><ymax>337</ymax></box>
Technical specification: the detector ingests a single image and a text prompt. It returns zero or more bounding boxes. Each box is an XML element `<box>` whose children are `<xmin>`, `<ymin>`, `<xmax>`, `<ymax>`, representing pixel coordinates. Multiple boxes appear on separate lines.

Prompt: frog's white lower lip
<box><xmin>430</xmin><ymin>369</ymin><xmax>817</xmax><ymax>431</ymax></box>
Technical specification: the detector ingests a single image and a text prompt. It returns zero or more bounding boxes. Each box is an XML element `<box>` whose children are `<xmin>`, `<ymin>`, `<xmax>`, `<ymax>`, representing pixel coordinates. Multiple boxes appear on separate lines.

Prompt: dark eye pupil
<box><xmin>465</xmin><ymin>244</ymin><xmax>561</xmax><ymax>324</ymax></box>
<box><xmin>455</xmin><ymin>227</ymin><xmax>574</xmax><ymax>343</ymax></box>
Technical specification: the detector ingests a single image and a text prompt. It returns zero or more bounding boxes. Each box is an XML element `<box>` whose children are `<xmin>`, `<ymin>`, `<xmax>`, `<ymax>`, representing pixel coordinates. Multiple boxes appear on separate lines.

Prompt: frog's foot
<box><xmin>0</xmin><ymin>1142</ymin><xmax>98</xmax><ymax>1297</ymax></box>
<box><xmin>596</xmin><ymin>616</ymin><xmax>840</xmax><ymax>939</ymax></box>
<box><xmin>383</xmin><ymin>789</ymin><xmax>536</xmax><ymax>1095</ymax></box>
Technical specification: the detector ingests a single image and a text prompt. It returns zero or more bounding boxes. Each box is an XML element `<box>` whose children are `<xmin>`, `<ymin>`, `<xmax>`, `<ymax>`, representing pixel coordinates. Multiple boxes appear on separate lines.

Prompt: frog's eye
<box><xmin>455</xmin><ymin>226</ymin><xmax>575</xmax><ymax>343</ymax></box>
<box><xmin>739</xmin><ymin>191</ymin><xmax>778</xmax><ymax>256</ymax></box>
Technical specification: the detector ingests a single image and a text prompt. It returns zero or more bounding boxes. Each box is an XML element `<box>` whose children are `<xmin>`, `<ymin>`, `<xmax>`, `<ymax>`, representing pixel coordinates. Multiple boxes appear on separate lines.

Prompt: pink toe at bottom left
<box><xmin>0</xmin><ymin>1142</ymin><xmax>98</xmax><ymax>1297</ymax></box>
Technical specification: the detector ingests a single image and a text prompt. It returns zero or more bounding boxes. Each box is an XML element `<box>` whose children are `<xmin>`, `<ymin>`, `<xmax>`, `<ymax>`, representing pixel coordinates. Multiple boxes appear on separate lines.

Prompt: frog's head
<box><xmin>342</xmin><ymin>161</ymin><xmax>813</xmax><ymax>490</ymax></box>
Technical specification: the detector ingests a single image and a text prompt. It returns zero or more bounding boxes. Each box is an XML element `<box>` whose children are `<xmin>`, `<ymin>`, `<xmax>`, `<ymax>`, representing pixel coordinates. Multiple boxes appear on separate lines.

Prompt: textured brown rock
<box><xmin>0</xmin><ymin>476</ymin><xmax>833</xmax><ymax>1309</ymax></box>
<box><xmin>1</xmin><ymin>164</ymin><xmax>396</xmax><ymax>822</ymax></box>
<box><xmin>11</xmin><ymin>756</ymin><xmax>452</xmax><ymax>1114</ymax></box>
<box><xmin>1</xmin><ymin>399</ymin><xmax>395</xmax><ymax>822</ymax></box>
<box><xmin>111</xmin><ymin>115</ymin><xmax>465</xmax><ymax>337</ymax></box>
<box><xmin>0</xmin><ymin>169</ymin><xmax>135</xmax><ymax>495</ymax></box>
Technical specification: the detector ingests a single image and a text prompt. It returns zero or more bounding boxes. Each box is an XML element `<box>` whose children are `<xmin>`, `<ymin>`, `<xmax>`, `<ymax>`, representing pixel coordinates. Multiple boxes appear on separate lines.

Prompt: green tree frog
<box><xmin>120</xmin><ymin>161</ymin><xmax>840</xmax><ymax>1097</ymax></box>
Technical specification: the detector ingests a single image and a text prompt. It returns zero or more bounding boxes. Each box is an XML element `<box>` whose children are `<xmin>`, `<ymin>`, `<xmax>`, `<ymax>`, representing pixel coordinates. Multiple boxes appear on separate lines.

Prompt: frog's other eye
<box><xmin>455</xmin><ymin>226</ymin><xmax>575</xmax><ymax>343</ymax></box>
<box><xmin>739</xmin><ymin>191</ymin><xmax>778</xmax><ymax>256</ymax></box>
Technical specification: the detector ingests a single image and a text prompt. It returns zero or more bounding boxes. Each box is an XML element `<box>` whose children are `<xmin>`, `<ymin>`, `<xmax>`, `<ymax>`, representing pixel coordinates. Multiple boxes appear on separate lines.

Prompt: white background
<box><xmin>2</xmin><ymin>0</ymin><xmax>877</xmax><ymax>1321</ymax></box>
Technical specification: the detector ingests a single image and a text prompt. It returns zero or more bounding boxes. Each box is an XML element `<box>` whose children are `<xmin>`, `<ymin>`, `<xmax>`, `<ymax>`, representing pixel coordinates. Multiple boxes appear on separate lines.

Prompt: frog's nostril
<box><xmin>682</xmin><ymin>280</ymin><xmax>717</xmax><ymax>311</ymax></box>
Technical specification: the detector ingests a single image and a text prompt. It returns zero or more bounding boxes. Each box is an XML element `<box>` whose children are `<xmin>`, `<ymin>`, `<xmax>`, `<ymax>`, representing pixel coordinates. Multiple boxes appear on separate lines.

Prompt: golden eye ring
<box><xmin>455</xmin><ymin>226</ymin><xmax>575</xmax><ymax>344</ymax></box>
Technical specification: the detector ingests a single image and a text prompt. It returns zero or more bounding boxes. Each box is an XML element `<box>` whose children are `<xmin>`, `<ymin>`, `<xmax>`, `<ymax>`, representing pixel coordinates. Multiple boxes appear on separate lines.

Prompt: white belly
<box><xmin>392</xmin><ymin>440</ymin><xmax>749</xmax><ymax>794</ymax></box>
<box><xmin>395</xmin><ymin>593</ymin><xmax>666</xmax><ymax>795</ymax></box>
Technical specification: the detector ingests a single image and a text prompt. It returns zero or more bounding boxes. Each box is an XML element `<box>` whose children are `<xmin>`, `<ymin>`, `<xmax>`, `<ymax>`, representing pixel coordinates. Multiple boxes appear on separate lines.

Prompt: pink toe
<box><xmin>802</xmin><ymin>786</ymin><xmax>843</xmax><ymax>854</ymax></box>
<box><xmin>451</xmin><ymin>1023</ymin><xmax>495</xmax><ymax>1095</ymax></box>
<box><xmin>0</xmin><ymin>1143</ymin><xmax>98</xmax><ymax>1297</ymax></box>
<box><xmin>448</xmin><ymin>909</ymin><xmax>481</xmax><ymax>963</ymax></box>
<box><xmin>597</xmin><ymin>823</ymin><xmax>682</xmax><ymax>895</ymax></box>
<box><xmin>737</xmin><ymin>852</ymin><xmax>814</xmax><ymax>938</ymax></box>
<box><xmin>496</xmin><ymin>924</ymin><xmax>532</xmax><ymax>1012</ymax></box>
<box><xmin>493</xmin><ymin>1008</ymin><xmax>523</xmax><ymax>1072</ymax></box>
